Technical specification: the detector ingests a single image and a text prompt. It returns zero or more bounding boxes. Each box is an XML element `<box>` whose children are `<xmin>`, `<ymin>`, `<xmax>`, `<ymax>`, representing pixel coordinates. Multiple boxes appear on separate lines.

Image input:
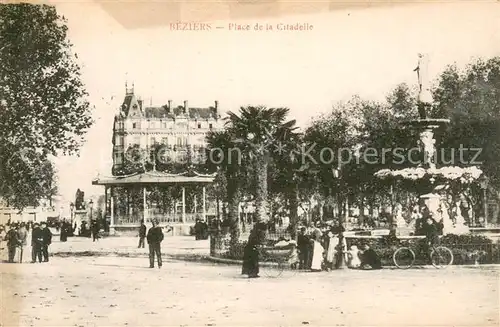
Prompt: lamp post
<box><xmin>70</xmin><ymin>202</ymin><xmax>75</xmax><ymax>224</ymax></box>
<box><xmin>332</xmin><ymin>167</ymin><xmax>348</xmax><ymax>270</ymax></box>
<box><xmin>89</xmin><ymin>199</ymin><xmax>94</xmax><ymax>222</ymax></box>
<box><xmin>479</xmin><ymin>175</ymin><xmax>489</xmax><ymax>227</ymax></box>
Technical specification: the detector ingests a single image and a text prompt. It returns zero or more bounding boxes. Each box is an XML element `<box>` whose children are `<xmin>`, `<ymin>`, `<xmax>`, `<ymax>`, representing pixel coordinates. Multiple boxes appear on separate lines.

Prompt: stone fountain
<box><xmin>375</xmin><ymin>54</ymin><xmax>483</xmax><ymax>235</ymax></box>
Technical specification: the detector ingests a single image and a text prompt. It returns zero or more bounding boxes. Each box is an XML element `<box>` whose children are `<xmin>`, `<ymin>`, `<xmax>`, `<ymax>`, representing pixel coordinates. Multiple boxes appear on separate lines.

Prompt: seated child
<box><xmin>360</xmin><ymin>244</ymin><xmax>382</xmax><ymax>270</ymax></box>
<box><xmin>347</xmin><ymin>245</ymin><xmax>361</xmax><ymax>268</ymax></box>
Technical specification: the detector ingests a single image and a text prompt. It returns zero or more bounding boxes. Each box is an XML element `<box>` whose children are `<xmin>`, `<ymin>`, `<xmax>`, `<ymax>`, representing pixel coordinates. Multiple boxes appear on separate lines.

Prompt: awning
<box><xmin>92</xmin><ymin>171</ymin><xmax>216</xmax><ymax>186</ymax></box>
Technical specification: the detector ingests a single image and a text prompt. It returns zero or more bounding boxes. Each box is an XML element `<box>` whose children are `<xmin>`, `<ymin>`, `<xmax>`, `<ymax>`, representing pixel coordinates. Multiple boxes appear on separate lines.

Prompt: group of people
<box><xmin>241</xmin><ymin>220</ymin><xmax>383</xmax><ymax>278</ymax></box>
<box><xmin>296</xmin><ymin>221</ymin><xmax>382</xmax><ymax>272</ymax></box>
<box><xmin>0</xmin><ymin>221</ymin><xmax>53</xmax><ymax>263</ymax></box>
<box><xmin>193</xmin><ymin>219</ymin><xmax>209</xmax><ymax>240</ymax></box>
<box><xmin>78</xmin><ymin>219</ymin><xmax>101</xmax><ymax>241</ymax></box>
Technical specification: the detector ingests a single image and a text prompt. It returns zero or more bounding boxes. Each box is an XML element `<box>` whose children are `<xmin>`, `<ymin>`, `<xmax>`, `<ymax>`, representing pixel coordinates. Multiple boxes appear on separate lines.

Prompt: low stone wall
<box><xmin>210</xmin><ymin>232</ymin><xmax>231</xmax><ymax>257</ymax></box>
<box><xmin>209</xmin><ymin>231</ymin><xmax>500</xmax><ymax>266</ymax></box>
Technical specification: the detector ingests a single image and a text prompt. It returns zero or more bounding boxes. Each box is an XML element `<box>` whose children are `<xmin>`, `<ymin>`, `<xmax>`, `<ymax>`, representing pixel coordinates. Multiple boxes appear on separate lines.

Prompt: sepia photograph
<box><xmin>1</xmin><ymin>0</ymin><xmax>499</xmax><ymax>326</ymax></box>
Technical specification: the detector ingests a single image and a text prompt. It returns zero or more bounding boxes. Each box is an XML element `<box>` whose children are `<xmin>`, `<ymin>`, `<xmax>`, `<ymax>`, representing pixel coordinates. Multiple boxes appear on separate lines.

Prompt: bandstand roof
<box><xmin>92</xmin><ymin>171</ymin><xmax>215</xmax><ymax>186</ymax></box>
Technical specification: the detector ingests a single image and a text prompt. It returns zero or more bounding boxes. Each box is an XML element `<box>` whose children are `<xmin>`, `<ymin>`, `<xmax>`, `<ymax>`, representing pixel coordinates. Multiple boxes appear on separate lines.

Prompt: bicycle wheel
<box><xmin>431</xmin><ymin>246</ymin><xmax>454</xmax><ymax>268</ymax></box>
<box><xmin>393</xmin><ymin>247</ymin><xmax>415</xmax><ymax>269</ymax></box>
<box><xmin>262</xmin><ymin>260</ymin><xmax>285</xmax><ymax>278</ymax></box>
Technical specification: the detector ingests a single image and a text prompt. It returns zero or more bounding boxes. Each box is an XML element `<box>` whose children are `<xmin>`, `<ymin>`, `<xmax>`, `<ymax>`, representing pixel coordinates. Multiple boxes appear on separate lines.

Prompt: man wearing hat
<box><xmin>146</xmin><ymin>219</ymin><xmax>164</xmax><ymax>268</ymax></box>
<box><xmin>40</xmin><ymin>222</ymin><xmax>52</xmax><ymax>262</ymax></box>
<box><xmin>31</xmin><ymin>222</ymin><xmax>43</xmax><ymax>263</ymax></box>
<box><xmin>4</xmin><ymin>224</ymin><xmax>20</xmax><ymax>263</ymax></box>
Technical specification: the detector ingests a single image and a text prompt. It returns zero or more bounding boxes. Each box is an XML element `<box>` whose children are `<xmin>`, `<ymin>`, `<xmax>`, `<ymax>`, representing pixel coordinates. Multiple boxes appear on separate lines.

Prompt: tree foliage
<box><xmin>0</xmin><ymin>4</ymin><xmax>92</xmax><ymax>208</ymax></box>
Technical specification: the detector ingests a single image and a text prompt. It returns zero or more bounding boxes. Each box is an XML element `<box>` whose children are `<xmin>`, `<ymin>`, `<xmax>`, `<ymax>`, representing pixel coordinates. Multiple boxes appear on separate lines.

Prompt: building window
<box><xmin>197</xmin><ymin>123</ymin><xmax>201</xmax><ymax>129</ymax></box>
<box><xmin>209</xmin><ymin>123</ymin><xmax>213</xmax><ymax>129</ymax></box>
<box><xmin>132</xmin><ymin>123</ymin><xmax>137</xmax><ymax>129</ymax></box>
<box><xmin>162</xmin><ymin>137</ymin><xmax>168</xmax><ymax>144</ymax></box>
<box><xmin>150</xmin><ymin>137</ymin><xmax>156</xmax><ymax>145</ymax></box>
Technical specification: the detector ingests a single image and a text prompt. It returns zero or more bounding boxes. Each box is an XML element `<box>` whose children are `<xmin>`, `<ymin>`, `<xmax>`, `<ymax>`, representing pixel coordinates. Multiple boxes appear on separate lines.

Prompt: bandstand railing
<box><xmin>113</xmin><ymin>212</ymin><xmax>205</xmax><ymax>225</ymax></box>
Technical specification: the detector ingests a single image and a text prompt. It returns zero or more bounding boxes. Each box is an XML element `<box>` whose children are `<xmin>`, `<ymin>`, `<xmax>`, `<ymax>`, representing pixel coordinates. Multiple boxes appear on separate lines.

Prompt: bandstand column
<box><xmin>202</xmin><ymin>186</ymin><xmax>206</xmax><ymax>221</ymax></box>
<box><xmin>110</xmin><ymin>187</ymin><xmax>115</xmax><ymax>233</ymax></box>
<box><xmin>143</xmin><ymin>186</ymin><xmax>147</xmax><ymax>222</ymax></box>
<box><xmin>181</xmin><ymin>186</ymin><xmax>186</xmax><ymax>223</ymax></box>
<box><xmin>104</xmin><ymin>186</ymin><xmax>108</xmax><ymax>217</ymax></box>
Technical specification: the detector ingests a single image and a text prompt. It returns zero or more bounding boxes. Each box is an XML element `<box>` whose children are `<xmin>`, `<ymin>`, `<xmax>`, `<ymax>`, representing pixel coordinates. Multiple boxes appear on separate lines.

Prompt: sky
<box><xmin>48</xmin><ymin>1</ymin><xmax>500</xmax><ymax>210</ymax></box>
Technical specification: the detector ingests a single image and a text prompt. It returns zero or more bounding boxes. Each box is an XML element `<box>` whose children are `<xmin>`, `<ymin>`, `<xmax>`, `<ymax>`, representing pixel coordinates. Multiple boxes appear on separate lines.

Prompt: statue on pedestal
<box><xmin>75</xmin><ymin>189</ymin><xmax>85</xmax><ymax>210</ymax></box>
<box><xmin>394</xmin><ymin>203</ymin><xmax>407</xmax><ymax>228</ymax></box>
<box><xmin>439</xmin><ymin>200</ymin><xmax>453</xmax><ymax>234</ymax></box>
<box><xmin>453</xmin><ymin>200</ymin><xmax>470</xmax><ymax>233</ymax></box>
<box><xmin>418</xmin><ymin>129</ymin><xmax>436</xmax><ymax>169</ymax></box>
<box><xmin>414</xmin><ymin>53</ymin><xmax>433</xmax><ymax>119</ymax></box>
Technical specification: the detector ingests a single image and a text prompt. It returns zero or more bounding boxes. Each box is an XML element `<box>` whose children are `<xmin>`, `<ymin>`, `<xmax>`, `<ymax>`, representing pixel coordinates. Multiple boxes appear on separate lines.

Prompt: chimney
<box><xmin>166</xmin><ymin>100</ymin><xmax>172</xmax><ymax>113</ymax></box>
<box><xmin>183</xmin><ymin>100</ymin><xmax>188</xmax><ymax>114</ymax></box>
<box><xmin>214</xmin><ymin>100</ymin><xmax>219</xmax><ymax>117</ymax></box>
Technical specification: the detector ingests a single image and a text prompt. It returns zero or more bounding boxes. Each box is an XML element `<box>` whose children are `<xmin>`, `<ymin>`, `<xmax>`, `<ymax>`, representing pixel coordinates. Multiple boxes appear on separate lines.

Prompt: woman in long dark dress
<box><xmin>242</xmin><ymin>223</ymin><xmax>266</xmax><ymax>278</ymax></box>
<box><xmin>60</xmin><ymin>221</ymin><xmax>68</xmax><ymax>242</ymax></box>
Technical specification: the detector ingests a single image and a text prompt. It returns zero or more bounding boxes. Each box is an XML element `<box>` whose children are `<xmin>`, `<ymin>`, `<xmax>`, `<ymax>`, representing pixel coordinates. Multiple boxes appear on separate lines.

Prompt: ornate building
<box><xmin>93</xmin><ymin>85</ymin><xmax>224</xmax><ymax>235</ymax></box>
<box><xmin>112</xmin><ymin>85</ymin><xmax>223</xmax><ymax>173</ymax></box>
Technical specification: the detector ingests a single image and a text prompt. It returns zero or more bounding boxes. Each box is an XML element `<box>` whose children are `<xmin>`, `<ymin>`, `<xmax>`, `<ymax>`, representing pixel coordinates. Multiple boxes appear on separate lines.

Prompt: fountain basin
<box><xmin>375</xmin><ymin>166</ymin><xmax>483</xmax><ymax>183</ymax></box>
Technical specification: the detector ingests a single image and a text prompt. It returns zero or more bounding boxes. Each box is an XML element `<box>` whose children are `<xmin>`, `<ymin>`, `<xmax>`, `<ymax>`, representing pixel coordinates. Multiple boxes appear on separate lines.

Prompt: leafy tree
<box><xmin>0</xmin><ymin>4</ymin><xmax>92</xmax><ymax>208</ymax></box>
<box><xmin>433</xmin><ymin>57</ymin><xmax>500</xmax><ymax>190</ymax></box>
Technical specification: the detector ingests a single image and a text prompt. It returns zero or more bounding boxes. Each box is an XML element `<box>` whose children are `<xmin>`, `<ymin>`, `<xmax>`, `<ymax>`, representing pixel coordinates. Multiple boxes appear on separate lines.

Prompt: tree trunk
<box><xmin>226</xmin><ymin>174</ymin><xmax>241</xmax><ymax>244</ymax></box>
<box><xmin>288</xmin><ymin>183</ymin><xmax>299</xmax><ymax>239</ymax></box>
<box><xmin>227</xmin><ymin>190</ymin><xmax>240</xmax><ymax>243</ymax></box>
<box><xmin>255</xmin><ymin>150</ymin><xmax>269</xmax><ymax>222</ymax></box>
<box><xmin>359</xmin><ymin>195</ymin><xmax>365</xmax><ymax>225</ymax></box>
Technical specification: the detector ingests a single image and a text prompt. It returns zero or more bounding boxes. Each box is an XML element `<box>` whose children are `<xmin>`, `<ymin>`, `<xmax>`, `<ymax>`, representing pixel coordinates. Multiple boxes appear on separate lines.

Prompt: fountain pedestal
<box><xmin>374</xmin><ymin>55</ymin><xmax>481</xmax><ymax>236</ymax></box>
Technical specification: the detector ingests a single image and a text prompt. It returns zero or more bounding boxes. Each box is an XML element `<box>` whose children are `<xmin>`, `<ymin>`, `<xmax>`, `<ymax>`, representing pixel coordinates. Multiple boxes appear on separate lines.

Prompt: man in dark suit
<box><xmin>297</xmin><ymin>227</ymin><xmax>310</xmax><ymax>269</ymax></box>
<box><xmin>138</xmin><ymin>220</ymin><xmax>146</xmax><ymax>248</ymax></box>
<box><xmin>147</xmin><ymin>219</ymin><xmax>168</xmax><ymax>268</ymax></box>
<box><xmin>40</xmin><ymin>222</ymin><xmax>52</xmax><ymax>262</ymax></box>
<box><xmin>4</xmin><ymin>224</ymin><xmax>20</xmax><ymax>263</ymax></box>
<box><xmin>31</xmin><ymin>223</ymin><xmax>43</xmax><ymax>263</ymax></box>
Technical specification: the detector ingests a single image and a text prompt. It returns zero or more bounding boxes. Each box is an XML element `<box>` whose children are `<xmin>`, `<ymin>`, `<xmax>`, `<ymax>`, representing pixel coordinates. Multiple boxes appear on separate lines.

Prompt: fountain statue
<box><xmin>375</xmin><ymin>54</ymin><xmax>483</xmax><ymax>235</ymax></box>
<box><xmin>394</xmin><ymin>203</ymin><xmax>407</xmax><ymax>228</ymax></box>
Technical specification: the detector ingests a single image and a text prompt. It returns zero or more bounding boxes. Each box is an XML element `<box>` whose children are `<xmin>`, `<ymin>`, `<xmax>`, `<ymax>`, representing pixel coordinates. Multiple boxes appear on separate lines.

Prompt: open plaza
<box><xmin>1</xmin><ymin>236</ymin><xmax>499</xmax><ymax>326</ymax></box>
<box><xmin>2</xmin><ymin>2</ymin><xmax>500</xmax><ymax>327</ymax></box>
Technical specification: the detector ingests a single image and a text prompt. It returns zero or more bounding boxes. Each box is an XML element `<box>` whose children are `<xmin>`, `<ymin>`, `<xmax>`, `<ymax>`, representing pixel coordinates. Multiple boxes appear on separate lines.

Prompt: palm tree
<box><xmin>228</xmin><ymin>106</ymin><xmax>297</xmax><ymax>223</ymax></box>
<box><xmin>206</xmin><ymin>130</ymin><xmax>246</xmax><ymax>243</ymax></box>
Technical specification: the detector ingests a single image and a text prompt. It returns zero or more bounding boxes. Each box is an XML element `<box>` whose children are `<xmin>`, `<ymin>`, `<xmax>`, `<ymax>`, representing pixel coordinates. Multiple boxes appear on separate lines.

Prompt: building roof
<box><xmin>121</xmin><ymin>94</ymin><xmax>134</xmax><ymax>116</ymax></box>
<box><xmin>92</xmin><ymin>171</ymin><xmax>216</xmax><ymax>186</ymax></box>
<box><xmin>143</xmin><ymin>106</ymin><xmax>218</xmax><ymax>119</ymax></box>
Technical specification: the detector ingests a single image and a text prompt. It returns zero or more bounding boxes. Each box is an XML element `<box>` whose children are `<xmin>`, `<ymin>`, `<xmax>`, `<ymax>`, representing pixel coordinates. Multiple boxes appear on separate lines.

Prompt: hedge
<box><xmin>216</xmin><ymin>233</ymin><xmax>500</xmax><ymax>266</ymax></box>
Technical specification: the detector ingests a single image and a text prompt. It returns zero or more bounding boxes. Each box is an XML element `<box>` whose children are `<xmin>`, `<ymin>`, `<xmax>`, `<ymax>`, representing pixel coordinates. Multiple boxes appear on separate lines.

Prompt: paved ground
<box><xmin>48</xmin><ymin>235</ymin><xmax>210</xmax><ymax>259</ymax></box>
<box><xmin>1</xmin><ymin>237</ymin><xmax>499</xmax><ymax>326</ymax></box>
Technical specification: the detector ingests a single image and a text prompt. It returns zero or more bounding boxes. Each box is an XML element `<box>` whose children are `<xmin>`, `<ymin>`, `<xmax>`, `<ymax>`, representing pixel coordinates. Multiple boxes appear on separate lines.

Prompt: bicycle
<box><xmin>393</xmin><ymin>238</ymin><xmax>454</xmax><ymax>269</ymax></box>
<box><xmin>259</xmin><ymin>246</ymin><xmax>299</xmax><ymax>278</ymax></box>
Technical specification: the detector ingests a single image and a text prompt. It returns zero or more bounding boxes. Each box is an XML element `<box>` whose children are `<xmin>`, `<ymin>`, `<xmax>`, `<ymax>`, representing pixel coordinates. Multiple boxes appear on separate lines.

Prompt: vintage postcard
<box><xmin>1</xmin><ymin>0</ymin><xmax>499</xmax><ymax>326</ymax></box>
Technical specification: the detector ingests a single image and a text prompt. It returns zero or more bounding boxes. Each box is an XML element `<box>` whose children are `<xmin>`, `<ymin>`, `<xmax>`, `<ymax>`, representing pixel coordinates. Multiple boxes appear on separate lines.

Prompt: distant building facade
<box><xmin>111</xmin><ymin>85</ymin><xmax>223</xmax><ymax>173</ymax></box>
<box><xmin>0</xmin><ymin>198</ymin><xmax>58</xmax><ymax>224</ymax></box>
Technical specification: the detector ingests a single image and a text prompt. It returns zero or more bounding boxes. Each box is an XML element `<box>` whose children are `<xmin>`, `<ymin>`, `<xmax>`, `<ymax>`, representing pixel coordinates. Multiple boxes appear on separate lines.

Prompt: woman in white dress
<box><xmin>325</xmin><ymin>232</ymin><xmax>337</xmax><ymax>270</ymax></box>
<box><xmin>310</xmin><ymin>235</ymin><xmax>324</xmax><ymax>272</ymax></box>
